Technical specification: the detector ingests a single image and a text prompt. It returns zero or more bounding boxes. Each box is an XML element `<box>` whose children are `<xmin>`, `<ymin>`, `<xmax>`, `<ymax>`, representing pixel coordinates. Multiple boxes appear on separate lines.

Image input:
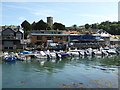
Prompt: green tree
<box><xmin>31</xmin><ymin>21</ymin><xmax>36</xmax><ymax>30</ymax></box>
<box><xmin>85</xmin><ymin>24</ymin><xmax>90</xmax><ymax>29</ymax></box>
<box><xmin>47</xmin><ymin>24</ymin><xmax>52</xmax><ymax>30</ymax></box>
<box><xmin>21</xmin><ymin>20</ymin><xmax>31</xmax><ymax>31</ymax></box>
<box><xmin>53</xmin><ymin>22</ymin><xmax>66</xmax><ymax>30</ymax></box>
<box><xmin>91</xmin><ymin>24</ymin><xmax>98</xmax><ymax>29</ymax></box>
<box><xmin>73</xmin><ymin>24</ymin><xmax>77</xmax><ymax>30</ymax></box>
<box><xmin>21</xmin><ymin>20</ymin><xmax>31</xmax><ymax>39</ymax></box>
<box><xmin>34</xmin><ymin>20</ymin><xmax>47</xmax><ymax>30</ymax></box>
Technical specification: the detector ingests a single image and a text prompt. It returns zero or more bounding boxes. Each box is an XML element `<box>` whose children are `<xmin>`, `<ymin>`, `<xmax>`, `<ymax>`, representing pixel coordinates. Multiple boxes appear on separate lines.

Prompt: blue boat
<box><xmin>4</xmin><ymin>56</ymin><xmax>17</xmax><ymax>61</ymax></box>
<box><xmin>20</xmin><ymin>51</ymin><xmax>33</xmax><ymax>54</ymax></box>
<box><xmin>58</xmin><ymin>52</ymin><xmax>70</xmax><ymax>58</ymax></box>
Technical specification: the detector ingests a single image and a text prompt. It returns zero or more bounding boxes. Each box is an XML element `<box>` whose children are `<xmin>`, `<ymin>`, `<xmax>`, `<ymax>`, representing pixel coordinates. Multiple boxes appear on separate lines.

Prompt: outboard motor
<box><xmin>102</xmin><ymin>51</ymin><xmax>105</xmax><ymax>56</ymax></box>
<box><xmin>58</xmin><ymin>53</ymin><xmax>62</xmax><ymax>58</ymax></box>
<box><xmin>56</xmin><ymin>53</ymin><xmax>60</xmax><ymax>58</ymax></box>
<box><xmin>84</xmin><ymin>51</ymin><xmax>87</xmax><ymax>56</ymax></box>
<box><xmin>78</xmin><ymin>51</ymin><xmax>81</xmax><ymax>56</ymax></box>
<box><xmin>47</xmin><ymin>54</ymin><xmax>51</xmax><ymax>59</ymax></box>
<box><xmin>92</xmin><ymin>51</ymin><xmax>95</xmax><ymax>56</ymax></box>
<box><xmin>116</xmin><ymin>50</ymin><xmax>119</xmax><ymax>55</ymax></box>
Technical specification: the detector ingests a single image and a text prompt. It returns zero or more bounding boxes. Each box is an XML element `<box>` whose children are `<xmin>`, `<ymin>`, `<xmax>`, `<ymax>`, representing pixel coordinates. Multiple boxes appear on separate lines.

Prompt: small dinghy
<box><xmin>3</xmin><ymin>55</ymin><xmax>17</xmax><ymax>61</ymax></box>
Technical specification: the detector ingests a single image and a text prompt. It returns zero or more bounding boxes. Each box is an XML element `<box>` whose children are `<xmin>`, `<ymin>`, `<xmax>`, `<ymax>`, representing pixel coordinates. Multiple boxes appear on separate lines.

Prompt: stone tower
<box><xmin>47</xmin><ymin>17</ymin><xmax>53</xmax><ymax>29</ymax></box>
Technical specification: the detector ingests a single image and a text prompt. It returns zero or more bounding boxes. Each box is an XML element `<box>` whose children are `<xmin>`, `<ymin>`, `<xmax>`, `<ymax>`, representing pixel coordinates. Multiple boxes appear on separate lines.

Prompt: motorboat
<box><xmin>34</xmin><ymin>51</ymin><xmax>48</xmax><ymax>59</ymax></box>
<box><xmin>58</xmin><ymin>51</ymin><xmax>71</xmax><ymax>58</ymax></box>
<box><xmin>107</xmin><ymin>49</ymin><xmax>117</xmax><ymax>55</ymax></box>
<box><xmin>102</xmin><ymin>47</ymin><xmax>117</xmax><ymax>55</ymax></box>
<box><xmin>67</xmin><ymin>50</ymin><xmax>80</xmax><ymax>56</ymax></box>
<box><xmin>3</xmin><ymin>55</ymin><xmax>17</xmax><ymax>61</ymax></box>
<box><xmin>93</xmin><ymin>50</ymin><xmax>102</xmax><ymax>55</ymax></box>
<box><xmin>20</xmin><ymin>51</ymin><xmax>33</xmax><ymax>54</ymax></box>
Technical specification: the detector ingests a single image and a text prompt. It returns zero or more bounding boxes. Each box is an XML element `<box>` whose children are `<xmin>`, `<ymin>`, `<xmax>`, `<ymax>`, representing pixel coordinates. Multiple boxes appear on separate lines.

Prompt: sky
<box><xmin>1</xmin><ymin>1</ymin><xmax>119</xmax><ymax>27</ymax></box>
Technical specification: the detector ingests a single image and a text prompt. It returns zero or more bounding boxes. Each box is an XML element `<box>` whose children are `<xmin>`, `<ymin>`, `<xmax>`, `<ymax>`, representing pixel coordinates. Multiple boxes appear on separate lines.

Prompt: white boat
<box><xmin>45</xmin><ymin>50</ymin><xmax>61</xmax><ymax>58</ymax></box>
<box><xmin>102</xmin><ymin>47</ymin><xmax>117</xmax><ymax>55</ymax></box>
<box><xmin>35</xmin><ymin>51</ymin><xmax>48</xmax><ymax>59</ymax></box>
<box><xmin>79</xmin><ymin>50</ymin><xmax>85</xmax><ymax>56</ymax></box>
<box><xmin>67</xmin><ymin>50</ymin><xmax>80</xmax><ymax>56</ymax></box>
<box><xmin>87</xmin><ymin>48</ymin><xmax>93</xmax><ymax>55</ymax></box>
<box><xmin>101</xmin><ymin>50</ymin><xmax>109</xmax><ymax>55</ymax></box>
<box><xmin>107</xmin><ymin>49</ymin><xmax>117</xmax><ymax>55</ymax></box>
<box><xmin>17</xmin><ymin>55</ymin><xmax>27</xmax><ymax>60</ymax></box>
<box><xmin>94</xmin><ymin>50</ymin><xmax>102</xmax><ymax>55</ymax></box>
<box><xmin>84</xmin><ymin>50</ymin><xmax>91</xmax><ymax>56</ymax></box>
<box><xmin>50</xmin><ymin>52</ymin><xmax>57</xmax><ymax>58</ymax></box>
<box><xmin>3</xmin><ymin>52</ymin><xmax>9</xmax><ymax>56</ymax></box>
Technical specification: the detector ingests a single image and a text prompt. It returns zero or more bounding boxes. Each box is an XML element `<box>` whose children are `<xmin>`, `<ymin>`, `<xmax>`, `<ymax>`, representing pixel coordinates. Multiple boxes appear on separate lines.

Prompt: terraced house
<box><xmin>1</xmin><ymin>26</ymin><xmax>24</xmax><ymax>51</ymax></box>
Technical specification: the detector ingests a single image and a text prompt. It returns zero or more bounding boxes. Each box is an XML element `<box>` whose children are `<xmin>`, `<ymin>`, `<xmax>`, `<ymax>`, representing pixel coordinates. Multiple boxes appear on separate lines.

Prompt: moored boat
<box><xmin>3</xmin><ymin>55</ymin><xmax>17</xmax><ymax>61</ymax></box>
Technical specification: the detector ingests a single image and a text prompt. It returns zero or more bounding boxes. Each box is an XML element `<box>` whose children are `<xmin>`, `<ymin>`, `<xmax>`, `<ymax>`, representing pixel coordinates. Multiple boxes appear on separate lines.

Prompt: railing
<box><xmin>2</xmin><ymin>37</ymin><xmax>20</xmax><ymax>40</ymax></box>
<box><xmin>73</xmin><ymin>43</ymin><xmax>101</xmax><ymax>45</ymax></box>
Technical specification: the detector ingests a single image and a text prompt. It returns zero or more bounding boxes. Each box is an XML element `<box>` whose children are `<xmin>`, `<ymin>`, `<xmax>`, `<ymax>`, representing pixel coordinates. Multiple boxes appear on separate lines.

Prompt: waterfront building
<box><xmin>63</xmin><ymin>31</ymin><xmax>80</xmax><ymax>34</ymax></box>
<box><xmin>28</xmin><ymin>30</ymin><xmax>68</xmax><ymax>50</ymax></box>
<box><xmin>1</xmin><ymin>26</ymin><xmax>24</xmax><ymax>51</ymax></box>
<box><xmin>110</xmin><ymin>35</ymin><xmax>120</xmax><ymax>47</ymax></box>
<box><xmin>68</xmin><ymin>33</ymin><xmax>104</xmax><ymax>49</ymax></box>
<box><xmin>28</xmin><ymin>30</ymin><xmax>104</xmax><ymax>50</ymax></box>
<box><xmin>99</xmin><ymin>32</ymin><xmax>111</xmax><ymax>46</ymax></box>
<box><xmin>90</xmin><ymin>29</ymin><xmax>111</xmax><ymax>46</ymax></box>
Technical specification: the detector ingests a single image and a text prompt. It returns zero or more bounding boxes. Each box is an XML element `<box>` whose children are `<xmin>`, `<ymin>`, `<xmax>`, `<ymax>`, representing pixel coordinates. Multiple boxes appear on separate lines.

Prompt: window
<box><xmin>41</xmin><ymin>32</ymin><xmax>44</xmax><ymax>33</ymax></box>
<box><xmin>57</xmin><ymin>36</ymin><xmax>62</xmax><ymax>40</ymax></box>
<box><xmin>4</xmin><ymin>47</ymin><xmax>8</xmax><ymax>49</ymax></box>
<box><xmin>9</xmin><ymin>47</ymin><xmax>13</xmax><ymax>49</ymax></box>
<box><xmin>47</xmin><ymin>36</ymin><xmax>53</xmax><ymax>40</ymax></box>
<box><xmin>36</xmin><ymin>42</ymin><xmax>42</xmax><ymax>45</ymax></box>
<box><xmin>37</xmin><ymin>36</ymin><xmax>42</xmax><ymax>40</ymax></box>
<box><xmin>16</xmin><ymin>34</ymin><xmax>22</xmax><ymax>39</ymax></box>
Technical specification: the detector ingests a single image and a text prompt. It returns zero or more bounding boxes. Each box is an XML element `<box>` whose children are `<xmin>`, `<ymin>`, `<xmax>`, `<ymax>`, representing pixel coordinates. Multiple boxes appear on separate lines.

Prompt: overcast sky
<box><xmin>1</xmin><ymin>1</ymin><xmax>119</xmax><ymax>26</ymax></box>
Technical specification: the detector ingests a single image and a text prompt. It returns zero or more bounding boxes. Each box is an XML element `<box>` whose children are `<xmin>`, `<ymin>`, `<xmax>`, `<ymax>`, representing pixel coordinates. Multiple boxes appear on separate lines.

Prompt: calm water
<box><xmin>2</xmin><ymin>55</ymin><xmax>120</xmax><ymax>88</ymax></box>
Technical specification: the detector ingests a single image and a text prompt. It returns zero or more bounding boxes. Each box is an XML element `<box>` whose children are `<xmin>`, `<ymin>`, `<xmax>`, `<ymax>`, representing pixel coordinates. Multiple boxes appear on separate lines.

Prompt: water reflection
<box><xmin>2</xmin><ymin>55</ymin><xmax>119</xmax><ymax>88</ymax></box>
<box><xmin>18</xmin><ymin>55</ymin><xmax>120</xmax><ymax>70</ymax></box>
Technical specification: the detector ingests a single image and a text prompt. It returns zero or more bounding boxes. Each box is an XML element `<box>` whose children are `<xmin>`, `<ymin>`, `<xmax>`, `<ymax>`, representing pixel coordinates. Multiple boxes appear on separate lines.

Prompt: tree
<box><xmin>118</xmin><ymin>21</ymin><xmax>120</xmax><ymax>24</ymax></box>
<box><xmin>31</xmin><ymin>21</ymin><xmax>36</xmax><ymax>30</ymax></box>
<box><xmin>53</xmin><ymin>22</ymin><xmax>66</xmax><ymax>30</ymax></box>
<box><xmin>47</xmin><ymin>24</ymin><xmax>52</xmax><ymax>30</ymax></box>
<box><xmin>91</xmin><ymin>24</ymin><xmax>98</xmax><ymax>29</ymax></box>
<box><xmin>21</xmin><ymin>20</ymin><xmax>31</xmax><ymax>31</ymax></box>
<box><xmin>73</xmin><ymin>24</ymin><xmax>77</xmax><ymax>30</ymax></box>
<box><xmin>85</xmin><ymin>24</ymin><xmax>90</xmax><ymax>29</ymax></box>
<box><xmin>21</xmin><ymin>20</ymin><xmax>31</xmax><ymax>39</ymax></box>
<box><xmin>34</xmin><ymin>20</ymin><xmax>47</xmax><ymax>30</ymax></box>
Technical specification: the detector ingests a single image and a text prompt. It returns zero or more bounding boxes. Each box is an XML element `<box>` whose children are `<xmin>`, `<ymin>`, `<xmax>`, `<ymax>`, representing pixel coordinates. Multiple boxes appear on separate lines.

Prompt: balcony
<box><xmin>2</xmin><ymin>37</ymin><xmax>20</xmax><ymax>40</ymax></box>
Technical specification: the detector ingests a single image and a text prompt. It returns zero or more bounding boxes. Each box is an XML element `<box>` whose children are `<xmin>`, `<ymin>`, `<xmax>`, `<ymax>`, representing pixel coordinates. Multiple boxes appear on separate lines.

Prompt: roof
<box><xmin>31</xmin><ymin>33</ymin><xmax>69</xmax><ymax>36</ymax></box>
<box><xmin>100</xmin><ymin>33</ymin><xmax>110</xmax><ymax>37</ymax></box>
<box><xmin>63</xmin><ymin>31</ymin><xmax>80</xmax><ymax>34</ymax></box>
<box><xmin>30</xmin><ymin>30</ymin><xmax>65</xmax><ymax>32</ymax></box>
<box><xmin>110</xmin><ymin>38</ymin><xmax>120</xmax><ymax>41</ymax></box>
<box><xmin>2</xmin><ymin>26</ymin><xmax>23</xmax><ymax>33</ymax></box>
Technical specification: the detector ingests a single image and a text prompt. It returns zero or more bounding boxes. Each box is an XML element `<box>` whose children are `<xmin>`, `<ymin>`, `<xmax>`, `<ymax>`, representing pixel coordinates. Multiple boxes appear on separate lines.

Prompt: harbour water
<box><xmin>2</xmin><ymin>55</ymin><xmax>120</xmax><ymax>88</ymax></box>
